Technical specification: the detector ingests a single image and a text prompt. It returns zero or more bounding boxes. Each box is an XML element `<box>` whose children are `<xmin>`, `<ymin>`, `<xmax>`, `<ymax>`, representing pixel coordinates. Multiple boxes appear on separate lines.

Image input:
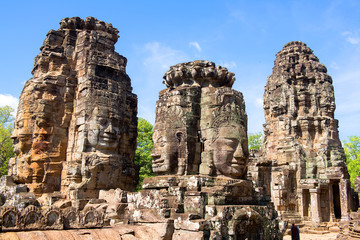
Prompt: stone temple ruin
<box><xmin>11</xmin><ymin>16</ymin><xmax>138</xmax><ymax>201</ymax></box>
<box><xmin>1</xmin><ymin>16</ymin><xmax>137</xmax><ymax>231</ymax></box>
<box><xmin>126</xmin><ymin>60</ymin><xmax>281</xmax><ymax>239</ymax></box>
<box><xmin>0</xmin><ymin>17</ymin><xmax>357</xmax><ymax>239</ymax></box>
<box><xmin>247</xmin><ymin>41</ymin><xmax>355</xmax><ymax>226</ymax></box>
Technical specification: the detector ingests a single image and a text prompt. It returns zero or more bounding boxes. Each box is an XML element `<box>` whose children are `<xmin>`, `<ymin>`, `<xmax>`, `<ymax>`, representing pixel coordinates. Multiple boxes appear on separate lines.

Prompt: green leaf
<box><xmin>343</xmin><ymin>136</ymin><xmax>360</xmax><ymax>187</ymax></box>
<box><xmin>0</xmin><ymin>106</ymin><xmax>15</xmax><ymax>176</ymax></box>
<box><xmin>248</xmin><ymin>132</ymin><xmax>262</xmax><ymax>150</ymax></box>
<box><xmin>135</xmin><ymin>118</ymin><xmax>154</xmax><ymax>190</ymax></box>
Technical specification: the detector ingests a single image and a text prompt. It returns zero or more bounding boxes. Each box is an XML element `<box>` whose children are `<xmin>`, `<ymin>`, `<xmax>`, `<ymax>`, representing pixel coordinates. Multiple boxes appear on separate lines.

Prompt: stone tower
<box><xmin>259</xmin><ymin>41</ymin><xmax>351</xmax><ymax>223</ymax></box>
<box><xmin>8</xmin><ymin>17</ymin><xmax>137</xmax><ymax>201</ymax></box>
<box><xmin>151</xmin><ymin>60</ymin><xmax>248</xmax><ymax>178</ymax></box>
<box><xmin>126</xmin><ymin>61</ymin><xmax>281</xmax><ymax>239</ymax></box>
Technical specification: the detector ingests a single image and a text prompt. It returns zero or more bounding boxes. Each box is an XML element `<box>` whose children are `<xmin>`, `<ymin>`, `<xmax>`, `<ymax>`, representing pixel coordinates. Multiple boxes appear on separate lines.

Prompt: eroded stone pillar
<box><xmin>310</xmin><ymin>188</ymin><xmax>321</xmax><ymax>224</ymax></box>
<box><xmin>328</xmin><ymin>182</ymin><xmax>335</xmax><ymax>222</ymax></box>
<box><xmin>297</xmin><ymin>189</ymin><xmax>304</xmax><ymax>218</ymax></box>
<box><xmin>340</xmin><ymin>179</ymin><xmax>350</xmax><ymax>221</ymax></box>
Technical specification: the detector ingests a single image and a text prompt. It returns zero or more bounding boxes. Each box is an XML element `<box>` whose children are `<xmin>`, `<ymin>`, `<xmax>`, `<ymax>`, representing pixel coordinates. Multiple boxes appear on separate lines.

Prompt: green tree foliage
<box><xmin>0</xmin><ymin>106</ymin><xmax>15</xmax><ymax>176</ymax></box>
<box><xmin>248</xmin><ymin>132</ymin><xmax>262</xmax><ymax>150</ymax></box>
<box><xmin>135</xmin><ymin>118</ymin><xmax>154</xmax><ymax>190</ymax></box>
<box><xmin>343</xmin><ymin>136</ymin><xmax>360</xmax><ymax>187</ymax></box>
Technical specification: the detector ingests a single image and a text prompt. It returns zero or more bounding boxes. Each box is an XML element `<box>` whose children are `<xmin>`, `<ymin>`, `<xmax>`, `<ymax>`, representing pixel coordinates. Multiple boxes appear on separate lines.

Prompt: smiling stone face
<box><xmin>7</xmin><ymin>17</ymin><xmax>138</xmax><ymax>199</ymax></box>
<box><xmin>152</xmin><ymin>62</ymin><xmax>248</xmax><ymax>178</ymax></box>
<box><xmin>199</xmin><ymin>86</ymin><xmax>248</xmax><ymax>178</ymax></box>
<box><xmin>12</xmin><ymin>115</ymin><xmax>33</xmax><ymax>155</ymax></box>
<box><xmin>212</xmin><ymin>124</ymin><xmax>249</xmax><ymax>178</ymax></box>
<box><xmin>87</xmin><ymin>107</ymin><xmax>121</xmax><ymax>152</ymax></box>
<box><xmin>151</xmin><ymin>131</ymin><xmax>173</xmax><ymax>174</ymax></box>
<box><xmin>9</xmin><ymin>112</ymin><xmax>33</xmax><ymax>184</ymax></box>
<box><xmin>151</xmin><ymin>118</ymin><xmax>185</xmax><ymax>174</ymax></box>
<box><xmin>150</xmin><ymin>83</ymin><xmax>203</xmax><ymax>176</ymax></box>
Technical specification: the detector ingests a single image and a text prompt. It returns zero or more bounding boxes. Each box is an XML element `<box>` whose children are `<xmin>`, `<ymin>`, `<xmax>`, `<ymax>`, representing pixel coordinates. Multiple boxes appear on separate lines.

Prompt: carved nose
<box><xmin>104</xmin><ymin>122</ymin><xmax>114</xmax><ymax>133</ymax></box>
<box><xmin>11</xmin><ymin>130</ymin><xmax>17</xmax><ymax>139</ymax></box>
<box><xmin>233</xmin><ymin>143</ymin><xmax>245</xmax><ymax>159</ymax></box>
<box><xmin>151</xmin><ymin>147</ymin><xmax>161</xmax><ymax>158</ymax></box>
<box><xmin>151</xmin><ymin>152</ymin><xmax>160</xmax><ymax>158</ymax></box>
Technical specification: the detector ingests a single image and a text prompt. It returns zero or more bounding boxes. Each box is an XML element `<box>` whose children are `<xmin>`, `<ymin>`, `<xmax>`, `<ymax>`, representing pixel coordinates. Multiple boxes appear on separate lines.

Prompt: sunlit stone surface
<box><xmin>248</xmin><ymin>41</ymin><xmax>353</xmax><ymax>225</ymax></box>
<box><xmin>8</xmin><ymin>17</ymin><xmax>137</xmax><ymax>200</ymax></box>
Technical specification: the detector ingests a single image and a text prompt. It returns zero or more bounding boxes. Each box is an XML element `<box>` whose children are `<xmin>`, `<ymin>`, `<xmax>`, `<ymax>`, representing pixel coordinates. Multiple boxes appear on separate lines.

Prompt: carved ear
<box><xmin>176</xmin><ymin>132</ymin><xmax>183</xmax><ymax>143</ymax></box>
<box><xmin>77</xmin><ymin>131</ymin><xmax>86</xmax><ymax>153</ymax></box>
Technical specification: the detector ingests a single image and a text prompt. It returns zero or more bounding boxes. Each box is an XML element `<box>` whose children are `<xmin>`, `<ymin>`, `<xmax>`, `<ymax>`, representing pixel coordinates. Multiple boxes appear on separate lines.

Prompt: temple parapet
<box><xmin>163</xmin><ymin>60</ymin><xmax>235</xmax><ymax>88</ymax></box>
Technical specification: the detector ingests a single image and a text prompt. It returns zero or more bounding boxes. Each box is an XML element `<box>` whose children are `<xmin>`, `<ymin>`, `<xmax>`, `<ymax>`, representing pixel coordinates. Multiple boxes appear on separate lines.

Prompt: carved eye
<box><xmin>176</xmin><ymin>132</ymin><xmax>183</xmax><ymax>143</ymax></box>
<box><xmin>221</xmin><ymin>138</ymin><xmax>240</xmax><ymax>151</ymax></box>
<box><xmin>37</xmin><ymin>120</ymin><xmax>48</xmax><ymax>128</ymax></box>
<box><xmin>99</xmin><ymin>118</ymin><xmax>108</xmax><ymax>126</ymax></box>
<box><xmin>17</xmin><ymin>120</ymin><xmax>24</xmax><ymax>128</ymax></box>
<box><xmin>156</xmin><ymin>136</ymin><xmax>166</xmax><ymax>147</ymax></box>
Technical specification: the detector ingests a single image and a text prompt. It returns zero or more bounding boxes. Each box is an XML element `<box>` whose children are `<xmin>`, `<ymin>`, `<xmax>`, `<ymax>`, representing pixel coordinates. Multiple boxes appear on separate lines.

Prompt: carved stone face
<box><xmin>212</xmin><ymin>124</ymin><xmax>249</xmax><ymax>178</ymax></box>
<box><xmin>87</xmin><ymin>107</ymin><xmax>121</xmax><ymax>151</ymax></box>
<box><xmin>12</xmin><ymin>114</ymin><xmax>33</xmax><ymax>155</ymax></box>
<box><xmin>151</xmin><ymin>127</ymin><xmax>181</xmax><ymax>174</ymax></box>
<box><xmin>32</xmin><ymin>113</ymin><xmax>53</xmax><ymax>154</ymax></box>
<box><xmin>9</xmin><ymin>112</ymin><xmax>33</xmax><ymax>183</ymax></box>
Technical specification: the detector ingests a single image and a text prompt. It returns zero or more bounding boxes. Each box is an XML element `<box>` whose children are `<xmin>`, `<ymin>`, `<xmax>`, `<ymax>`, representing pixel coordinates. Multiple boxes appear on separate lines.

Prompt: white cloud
<box><xmin>255</xmin><ymin>98</ymin><xmax>263</xmax><ymax>108</ymax></box>
<box><xmin>189</xmin><ymin>41</ymin><xmax>202</xmax><ymax>52</ymax></box>
<box><xmin>0</xmin><ymin>94</ymin><xmax>18</xmax><ymax>111</ymax></box>
<box><xmin>342</xmin><ymin>31</ymin><xmax>360</xmax><ymax>45</ymax></box>
<box><xmin>342</xmin><ymin>31</ymin><xmax>352</xmax><ymax>36</ymax></box>
<box><xmin>219</xmin><ymin>61</ymin><xmax>237</xmax><ymax>70</ymax></box>
<box><xmin>330</xmin><ymin>61</ymin><xmax>340</xmax><ymax>70</ymax></box>
<box><xmin>133</xmin><ymin>42</ymin><xmax>190</xmax><ymax>124</ymax></box>
<box><xmin>347</xmin><ymin>37</ymin><xmax>360</xmax><ymax>45</ymax></box>
<box><xmin>143</xmin><ymin>42</ymin><xmax>189</xmax><ymax>70</ymax></box>
<box><xmin>334</xmin><ymin>69</ymin><xmax>360</xmax><ymax>84</ymax></box>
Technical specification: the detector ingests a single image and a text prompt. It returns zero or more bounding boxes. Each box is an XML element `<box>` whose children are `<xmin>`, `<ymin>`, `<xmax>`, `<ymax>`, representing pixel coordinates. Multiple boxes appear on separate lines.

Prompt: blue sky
<box><xmin>0</xmin><ymin>0</ymin><xmax>359</xmax><ymax>140</ymax></box>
